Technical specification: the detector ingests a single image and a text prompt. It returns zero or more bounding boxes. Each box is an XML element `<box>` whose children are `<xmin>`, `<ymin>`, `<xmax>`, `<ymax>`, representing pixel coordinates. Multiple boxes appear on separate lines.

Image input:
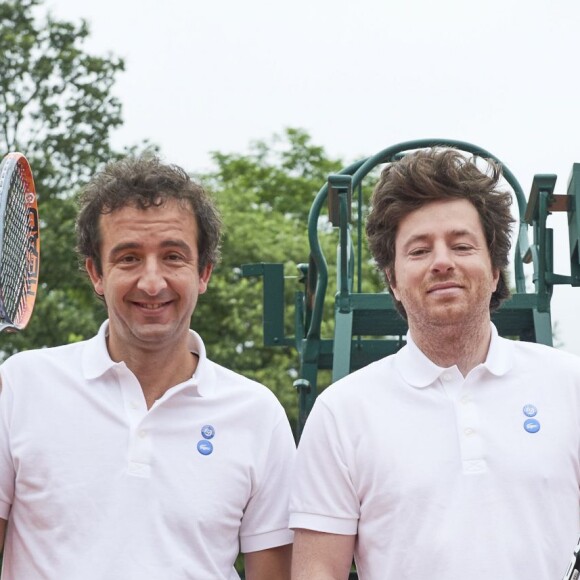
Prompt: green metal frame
<box><xmin>242</xmin><ymin>139</ymin><xmax>580</xmax><ymax>436</ymax></box>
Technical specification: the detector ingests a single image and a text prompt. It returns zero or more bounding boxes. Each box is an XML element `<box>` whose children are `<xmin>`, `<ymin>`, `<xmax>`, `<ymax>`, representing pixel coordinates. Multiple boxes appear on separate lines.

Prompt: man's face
<box><xmin>389</xmin><ymin>199</ymin><xmax>499</xmax><ymax>330</ymax></box>
<box><xmin>86</xmin><ymin>199</ymin><xmax>212</xmax><ymax>358</ymax></box>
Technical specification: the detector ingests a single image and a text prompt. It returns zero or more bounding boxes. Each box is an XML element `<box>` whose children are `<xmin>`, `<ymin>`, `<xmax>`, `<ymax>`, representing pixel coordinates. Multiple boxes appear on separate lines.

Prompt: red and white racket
<box><xmin>0</xmin><ymin>152</ymin><xmax>40</xmax><ymax>333</ymax></box>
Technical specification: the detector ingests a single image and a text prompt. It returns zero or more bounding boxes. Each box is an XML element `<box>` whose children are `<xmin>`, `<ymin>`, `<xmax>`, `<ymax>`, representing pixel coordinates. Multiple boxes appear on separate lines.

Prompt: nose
<box><xmin>136</xmin><ymin>257</ymin><xmax>168</xmax><ymax>295</ymax></box>
<box><xmin>430</xmin><ymin>243</ymin><xmax>455</xmax><ymax>274</ymax></box>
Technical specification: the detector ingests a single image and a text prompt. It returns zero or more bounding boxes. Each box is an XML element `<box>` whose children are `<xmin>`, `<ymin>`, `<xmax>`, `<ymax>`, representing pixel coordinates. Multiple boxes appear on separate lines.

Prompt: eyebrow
<box><xmin>108</xmin><ymin>239</ymin><xmax>193</xmax><ymax>259</ymax></box>
<box><xmin>400</xmin><ymin>229</ymin><xmax>477</xmax><ymax>251</ymax></box>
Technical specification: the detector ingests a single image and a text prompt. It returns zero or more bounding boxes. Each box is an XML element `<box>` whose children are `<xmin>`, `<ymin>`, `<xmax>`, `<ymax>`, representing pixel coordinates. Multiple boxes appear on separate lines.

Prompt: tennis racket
<box><xmin>563</xmin><ymin>535</ymin><xmax>580</xmax><ymax>580</ymax></box>
<box><xmin>0</xmin><ymin>152</ymin><xmax>40</xmax><ymax>333</ymax></box>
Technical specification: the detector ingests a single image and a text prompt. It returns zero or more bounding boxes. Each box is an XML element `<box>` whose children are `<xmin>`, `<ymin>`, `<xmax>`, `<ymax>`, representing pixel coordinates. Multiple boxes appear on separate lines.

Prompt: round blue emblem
<box><xmin>523</xmin><ymin>419</ymin><xmax>541</xmax><ymax>434</ymax></box>
<box><xmin>523</xmin><ymin>404</ymin><xmax>538</xmax><ymax>417</ymax></box>
<box><xmin>201</xmin><ymin>424</ymin><xmax>215</xmax><ymax>439</ymax></box>
<box><xmin>197</xmin><ymin>440</ymin><xmax>214</xmax><ymax>455</ymax></box>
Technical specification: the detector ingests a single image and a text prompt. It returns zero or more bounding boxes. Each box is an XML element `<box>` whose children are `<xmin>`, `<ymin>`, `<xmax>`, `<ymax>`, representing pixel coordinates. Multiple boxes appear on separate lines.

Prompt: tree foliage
<box><xmin>194</xmin><ymin>128</ymin><xmax>384</xmax><ymax>428</ymax></box>
<box><xmin>0</xmin><ymin>0</ymin><xmax>128</xmax><ymax>354</ymax></box>
<box><xmin>0</xmin><ymin>0</ymin><xmax>385</xmax><ymax>430</ymax></box>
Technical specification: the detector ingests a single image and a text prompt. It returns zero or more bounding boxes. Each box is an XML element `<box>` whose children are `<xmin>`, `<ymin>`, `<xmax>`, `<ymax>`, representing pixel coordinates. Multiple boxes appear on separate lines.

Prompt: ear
<box><xmin>492</xmin><ymin>267</ymin><xmax>500</xmax><ymax>292</ymax></box>
<box><xmin>198</xmin><ymin>263</ymin><xmax>213</xmax><ymax>295</ymax></box>
<box><xmin>86</xmin><ymin>258</ymin><xmax>104</xmax><ymax>296</ymax></box>
<box><xmin>385</xmin><ymin>268</ymin><xmax>400</xmax><ymax>301</ymax></box>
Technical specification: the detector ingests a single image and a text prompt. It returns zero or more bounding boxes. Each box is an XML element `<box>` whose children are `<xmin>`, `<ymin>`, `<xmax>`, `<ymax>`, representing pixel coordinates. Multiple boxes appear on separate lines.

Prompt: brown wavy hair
<box><xmin>76</xmin><ymin>155</ymin><xmax>221</xmax><ymax>276</ymax></box>
<box><xmin>365</xmin><ymin>148</ymin><xmax>514</xmax><ymax>319</ymax></box>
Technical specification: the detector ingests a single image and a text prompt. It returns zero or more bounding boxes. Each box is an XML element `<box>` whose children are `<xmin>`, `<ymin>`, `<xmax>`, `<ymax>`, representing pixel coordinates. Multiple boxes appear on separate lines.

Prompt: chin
<box><xmin>425</xmin><ymin>306</ymin><xmax>469</xmax><ymax>326</ymax></box>
<box><xmin>132</xmin><ymin>324</ymin><xmax>174</xmax><ymax>340</ymax></box>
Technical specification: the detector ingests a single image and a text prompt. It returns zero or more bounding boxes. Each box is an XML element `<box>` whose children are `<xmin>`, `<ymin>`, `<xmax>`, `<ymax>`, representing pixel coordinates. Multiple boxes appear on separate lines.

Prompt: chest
<box><xmin>344</xmin><ymin>377</ymin><xmax>580</xmax><ymax>509</ymax></box>
<box><xmin>9</xmin><ymin>388</ymin><xmax>259</xmax><ymax>527</ymax></box>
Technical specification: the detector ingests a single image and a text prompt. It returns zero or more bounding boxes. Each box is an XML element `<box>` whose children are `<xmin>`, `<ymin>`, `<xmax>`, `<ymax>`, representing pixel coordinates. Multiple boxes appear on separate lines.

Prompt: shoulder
<box><xmin>507</xmin><ymin>338</ymin><xmax>580</xmax><ymax>368</ymax></box>
<box><xmin>317</xmin><ymin>354</ymin><xmax>396</xmax><ymax>406</ymax></box>
<box><xmin>499</xmin><ymin>339</ymin><xmax>580</xmax><ymax>395</ymax></box>
<box><xmin>0</xmin><ymin>341</ymin><xmax>90</xmax><ymax>401</ymax></box>
<box><xmin>2</xmin><ymin>340</ymin><xmax>87</xmax><ymax>369</ymax></box>
<box><xmin>204</xmin><ymin>358</ymin><xmax>287</xmax><ymax>409</ymax></box>
<box><xmin>192</xmin><ymin>330</ymin><xmax>285</xmax><ymax>407</ymax></box>
<box><xmin>206</xmin><ymin>358</ymin><xmax>270</xmax><ymax>392</ymax></box>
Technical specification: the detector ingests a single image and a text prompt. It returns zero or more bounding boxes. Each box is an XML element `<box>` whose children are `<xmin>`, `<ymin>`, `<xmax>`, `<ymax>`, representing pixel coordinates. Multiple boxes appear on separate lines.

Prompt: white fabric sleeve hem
<box><xmin>240</xmin><ymin>527</ymin><xmax>294</xmax><ymax>553</ymax></box>
<box><xmin>0</xmin><ymin>498</ymin><xmax>10</xmax><ymax>519</ymax></box>
<box><xmin>289</xmin><ymin>512</ymin><xmax>358</xmax><ymax>535</ymax></box>
<box><xmin>239</xmin><ymin>408</ymin><xmax>295</xmax><ymax>547</ymax></box>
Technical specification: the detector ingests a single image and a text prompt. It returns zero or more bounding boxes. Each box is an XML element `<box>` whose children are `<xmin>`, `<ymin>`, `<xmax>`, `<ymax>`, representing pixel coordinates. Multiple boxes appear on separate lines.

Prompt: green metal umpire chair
<box><xmin>242</xmin><ymin>138</ymin><xmax>580</xmax><ymax>436</ymax></box>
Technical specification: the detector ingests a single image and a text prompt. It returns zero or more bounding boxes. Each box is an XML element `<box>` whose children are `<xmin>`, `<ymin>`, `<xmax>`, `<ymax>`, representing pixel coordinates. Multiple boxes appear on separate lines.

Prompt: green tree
<box><xmin>0</xmin><ymin>0</ymin><xmax>128</xmax><ymax>354</ymax></box>
<box><xmin>1</xmin><ymin>0</ymin><xmax>380</xmax><ymax>425</ymax></box>
<box><xmin>194</xmin><ymin>128</ymin><xmax>383</xmax><ymax>428</ymax></box>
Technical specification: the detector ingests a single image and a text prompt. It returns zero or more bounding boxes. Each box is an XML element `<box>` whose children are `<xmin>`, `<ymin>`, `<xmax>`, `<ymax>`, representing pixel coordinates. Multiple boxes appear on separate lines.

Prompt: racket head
<box><xmin>0</xmin><ymin>152</ymin><xmax>40</xmax><ymax>333</ymax></box>
<box><xmin>563</xmin><ymin>536</ymin><xmax>580</xmax><ymax>580</ymax></box>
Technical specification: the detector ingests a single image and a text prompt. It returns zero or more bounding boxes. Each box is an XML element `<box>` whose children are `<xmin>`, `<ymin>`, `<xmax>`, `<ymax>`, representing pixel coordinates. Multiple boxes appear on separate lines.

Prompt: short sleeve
<box><xmin>289</xmin><ymin>397</ymin><xmax>360</xmax><ymax>535</ymax></box>
<box><xmin>238</xmin><ymin>408</ymin><xmax>296</xmax><ymax>553</ymax></box>
<box><xmin>0</xmin><ymin>372</ymin><xmax>15</xmax><ymax>520</ymax></box>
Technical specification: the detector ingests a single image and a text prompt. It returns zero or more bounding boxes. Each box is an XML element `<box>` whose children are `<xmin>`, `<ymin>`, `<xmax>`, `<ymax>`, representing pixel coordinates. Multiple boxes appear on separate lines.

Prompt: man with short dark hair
<box><xmin>0</xmin><ymin>156</ymin><xmax>294</xmax><ymax>579</ymax></box>
<box><xmin>289</xmin><ymin>148</ymin><xmax>580</xmax><ymax>579</ymax></box>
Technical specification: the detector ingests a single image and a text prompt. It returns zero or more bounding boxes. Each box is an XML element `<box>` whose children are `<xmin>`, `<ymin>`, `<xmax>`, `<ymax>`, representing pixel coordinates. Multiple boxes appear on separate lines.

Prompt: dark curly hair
<box><xmin>365</xmin><ymin>148</ymin><xmax>514</xmax><ymax>318</ymax></box>
<box><xmin>76</xmin><ymin>155</ymin><xmax>221</xmax><ymax>276</ymax></box>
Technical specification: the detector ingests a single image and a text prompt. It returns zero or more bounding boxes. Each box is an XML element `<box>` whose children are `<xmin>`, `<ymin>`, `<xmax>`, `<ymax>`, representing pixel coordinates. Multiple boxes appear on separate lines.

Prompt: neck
<box><xmin>107</xmin><ymin>336</ymin><xmax>198</xmax><ymax>409</ymax></box>
<box><xmin>409</xmin><ymin>317</ymin><xmax>492</xmax><ymax>376</ymax></box>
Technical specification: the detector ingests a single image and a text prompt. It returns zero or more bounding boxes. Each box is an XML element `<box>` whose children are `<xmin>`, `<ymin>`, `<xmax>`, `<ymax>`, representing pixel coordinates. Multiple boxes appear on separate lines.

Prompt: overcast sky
<box><xmin>46</xmin><ymin>0</ymin><xmax>580</xmax><ymax>354</ymax></box>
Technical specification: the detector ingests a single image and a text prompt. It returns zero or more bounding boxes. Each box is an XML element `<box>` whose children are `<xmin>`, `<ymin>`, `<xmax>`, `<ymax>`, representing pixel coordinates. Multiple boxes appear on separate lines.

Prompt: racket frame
<box><xmin>0</xmin><ymin>152</ymin><xmax>40</xmax><ymax>333</ymax></box>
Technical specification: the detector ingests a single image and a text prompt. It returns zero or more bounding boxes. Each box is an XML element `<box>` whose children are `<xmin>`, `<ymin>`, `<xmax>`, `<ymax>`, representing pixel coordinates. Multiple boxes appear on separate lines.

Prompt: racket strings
<box><xmin>0</xmin><ymin>167</ymin><xmax>30</xmax><ymax>325</ymax></box>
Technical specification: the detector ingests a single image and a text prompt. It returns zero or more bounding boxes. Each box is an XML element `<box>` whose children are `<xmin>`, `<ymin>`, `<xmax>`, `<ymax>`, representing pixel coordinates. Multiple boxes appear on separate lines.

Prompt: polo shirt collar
<box><xmin>188</xmin><ymin>329</ymin><xmax>215</xmax><ymax>397</ymax></box>
<box><xmin>82</xmin><ymin>321</ymin><xmax>114</xmax><ymax>379</ymax></box>
<box><xmin>394</xmin><ymin>323</ymin><xmax>513</xmax><ymax>388</ymax></box>
<box><xmin>81</xmin><ymin>320</ymin><xmax>215</xmax><ymax>397</ymax></box>
<box><xmin>394</xmin><ymin>332</ymin><xmax>446</xmax><ymax>388</ymax></box>
<box><xmin>482</xmin><ymin>323</ymin><xmax>514</xmax><ymax>377</ymax></box>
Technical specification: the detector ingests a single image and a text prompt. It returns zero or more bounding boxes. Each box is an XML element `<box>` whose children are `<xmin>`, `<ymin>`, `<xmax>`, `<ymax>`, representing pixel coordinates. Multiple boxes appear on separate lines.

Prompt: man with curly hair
<box><xmin>290</xmin><ymin>148</ymin><xmax>580</xmax><ymax>579</ymax></box>
<box><xmin>0</xmin><ymin>156</ymin><xmax>294</xmax><ymax>579</ymax></box>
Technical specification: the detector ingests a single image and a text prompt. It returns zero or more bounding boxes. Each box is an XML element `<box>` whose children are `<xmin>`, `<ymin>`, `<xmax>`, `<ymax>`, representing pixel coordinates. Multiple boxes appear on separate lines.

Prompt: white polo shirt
<box><xmin>0</xmin><ymin>321</ymin><xmax>295</xmax><ymax>580</ymax></box>
<box><xmin>290</xmin><ymin>325</ymin><xmax>580</xmax><ymax>579</ymax></box>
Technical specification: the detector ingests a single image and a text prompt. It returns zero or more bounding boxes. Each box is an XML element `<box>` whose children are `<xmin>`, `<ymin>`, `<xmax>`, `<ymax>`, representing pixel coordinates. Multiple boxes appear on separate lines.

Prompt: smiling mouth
<box><xmin>135</xmin><ymin>301</ymin><xmax>171</xmax><ymax>310</ymax></box>
<box><xmin>427</xmin><ymin>283</ymin><xmax>462</xmax><ymax>293</ymax></box>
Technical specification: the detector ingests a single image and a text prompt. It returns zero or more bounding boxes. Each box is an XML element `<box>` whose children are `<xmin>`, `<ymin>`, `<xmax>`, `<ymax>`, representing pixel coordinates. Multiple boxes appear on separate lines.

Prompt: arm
<box><xmin>240</xmin><ymin>406</ymin><xmax>295</xmax><ymax>577</ymax></box>
<box><xmin>0</xmin><ymin>375</ymin><xmax>8</xmax><ymax>554</ymax></box>
<box><xmin>245</xmin><ymin>543</ymin><xmax>292</xmax><ymax>580</ymax></box>
<box><xmin>0</xmin><ymin>517</ymin><xmax>6</xmax><ymax>552</ymax></box>
<box><xmin>291</xmin><ymin>529</ymin><xmax>355</xmax><ymax>580</ymax></box>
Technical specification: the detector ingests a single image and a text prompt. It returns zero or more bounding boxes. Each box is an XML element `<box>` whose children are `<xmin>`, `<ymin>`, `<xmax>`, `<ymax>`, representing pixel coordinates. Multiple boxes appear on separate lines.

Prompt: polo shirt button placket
<box><xmin>457</xmin><ymin>377</ymin><xmax>486</xmax><ymax>475</ymax></box>
<box><xmin>127</xmin><ymin>425</ymin><xmax>152</xmax><ymax>478</ymax></box>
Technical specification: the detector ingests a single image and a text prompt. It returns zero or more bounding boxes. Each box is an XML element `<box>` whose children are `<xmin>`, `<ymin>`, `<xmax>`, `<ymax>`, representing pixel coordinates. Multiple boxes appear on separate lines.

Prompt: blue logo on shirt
<box><xmin>523</xmin><ymin>419</ymin><xmax>541</xmax><ymax>434</ymax></box>
<box><xmin>523</xmin><ymin>404</ymin><xmax>538</xmax><ymax>417</ymax></box>
<box><xmin>197</xmin><ymin>440</ymin><xmax>213</xmax><ymax>455</ymax></box>
<box><xmin>201</xmin><ymin>424</ymin><xmax>215</xmax><ymax>439</ymax></box>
